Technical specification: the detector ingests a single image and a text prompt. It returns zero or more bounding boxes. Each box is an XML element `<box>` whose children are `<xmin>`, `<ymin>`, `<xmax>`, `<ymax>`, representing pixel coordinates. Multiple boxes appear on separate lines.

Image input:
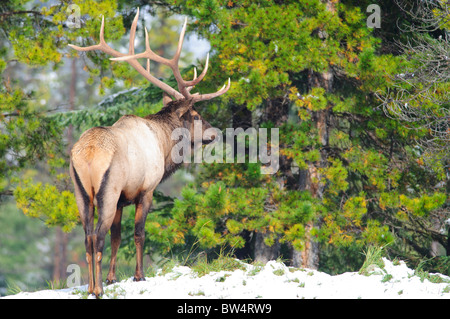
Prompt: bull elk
<box><xmin>68</xmin><ymin>9</ymin><xmax>230</xmax><ymax>297</ymax></box>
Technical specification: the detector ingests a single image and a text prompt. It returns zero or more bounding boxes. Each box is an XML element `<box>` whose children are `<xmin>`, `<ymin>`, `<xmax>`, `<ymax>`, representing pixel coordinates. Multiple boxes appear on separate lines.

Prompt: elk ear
<box><xmin>163</xmin><ymin>92</ymin><xmax>173</xmax><ymax>107</ymax></box>
<box><xmin>175</xmin><ymin>103</ymin><xmax>191</xmax><ymax>118</ymax></box>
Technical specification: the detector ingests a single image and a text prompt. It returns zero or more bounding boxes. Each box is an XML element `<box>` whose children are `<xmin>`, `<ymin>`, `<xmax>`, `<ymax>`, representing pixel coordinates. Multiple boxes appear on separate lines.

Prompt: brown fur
<box><xmin>145</xmin><ymin>99</ymin><xmax>193</xmax><ymax>177</ymax></box>
<box><xmin>70</xmin><ymin>99</ymin><xmax>213</xmax><ymax>297</ymax></box>
<box><xmin>145</xmin><ymin>99</ymin><xmax>212</xmax><ymax>180</ymax></box>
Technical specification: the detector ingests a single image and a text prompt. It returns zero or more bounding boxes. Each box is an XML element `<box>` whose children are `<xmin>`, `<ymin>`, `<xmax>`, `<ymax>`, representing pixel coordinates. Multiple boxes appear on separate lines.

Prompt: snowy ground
<box><xmin>3</xmin><ymin>258</ymin><xmax>450</xmax><ymax>299</ymax></box>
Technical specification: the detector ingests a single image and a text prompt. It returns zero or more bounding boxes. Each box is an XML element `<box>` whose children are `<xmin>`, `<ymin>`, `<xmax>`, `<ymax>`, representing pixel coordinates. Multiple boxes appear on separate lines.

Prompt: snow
<box><xmin>3</xmin><ymin>258</ymin><xmax>450</xmax><ymax>299</ymax></box>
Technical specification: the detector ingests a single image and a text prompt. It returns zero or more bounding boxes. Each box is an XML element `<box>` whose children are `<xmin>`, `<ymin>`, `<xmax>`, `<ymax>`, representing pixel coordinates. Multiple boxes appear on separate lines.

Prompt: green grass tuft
<box><xmin>359</xmin><ymin>245</ymin><xmax>388</xmax><ymax>276</ymax></box>
<box><xmin>192</xmin><ymin>253</ymin><xmax>246</xmax><ymax>277</ymax></box>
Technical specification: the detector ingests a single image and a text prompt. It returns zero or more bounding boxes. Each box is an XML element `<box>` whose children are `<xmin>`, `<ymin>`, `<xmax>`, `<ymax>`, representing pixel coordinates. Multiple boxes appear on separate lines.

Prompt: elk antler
<box><xmin>69</xmin><ymin>8</ymin><xmax>230</xmax><ymax>103</ymax></box>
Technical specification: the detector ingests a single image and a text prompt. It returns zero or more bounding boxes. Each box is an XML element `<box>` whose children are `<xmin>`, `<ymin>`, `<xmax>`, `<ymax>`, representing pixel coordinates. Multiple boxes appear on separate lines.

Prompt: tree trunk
<box><xmin>53</xmin><ymin>228</ymin><xmax>61</xmax><ymax>282</ymax></box>
<box><xmin>53</xmin><ymin>228</ymin><xmax>68</xmax><ymax>282</ymax></box>
<box><xmin>52</xmin><ymin>58</ymin><xmax>77</xmax><ymax>282</ymax></box>
<box><xmin>291</xmin><ymin>0</ymin><xmax>337</xmax><ymax>268</ymax></box>
<box><xmin>291</xmin><ymin>69</ymin><xmax>332</xmax><ymax>269</ymax></box>
<box><xmin>292</xmin><ymin>158</ymin><xmax>323</xmax><ymax>269</ymax></box>
<box><xmin>447</xmin><ymin>227</ymin><xmax>450</xmax><ymax>257</ymax></box>
<box><xmin>67</xmin><ymin>57</ymin><xmax>77</xmax><ymax>150</ymax></box>
<box><xmin>253</xmin><ymin>232</ymin><xmax>280</xmax><ymax>264</ymax></box>
<box><xmin>252</xmin><ymin>98</ymin><xmax>290</xmax><ymax>263</ymax></box>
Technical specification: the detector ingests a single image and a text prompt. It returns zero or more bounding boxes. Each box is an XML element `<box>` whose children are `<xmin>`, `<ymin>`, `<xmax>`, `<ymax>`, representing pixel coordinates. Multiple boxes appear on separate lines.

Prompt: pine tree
<box><xmin>1</xmin><ymin>0</ymin><xmax>125</xmax><ymax>196</ymax></box>
<box><xmin>148</xmin><ymin>0</ymin><xmax>449</xmax><ymax>268</ymax></box>
<box><xmin>4</xmin><ymin>0</ymin><xmax>447</xmax><ymax>276</ymax></box>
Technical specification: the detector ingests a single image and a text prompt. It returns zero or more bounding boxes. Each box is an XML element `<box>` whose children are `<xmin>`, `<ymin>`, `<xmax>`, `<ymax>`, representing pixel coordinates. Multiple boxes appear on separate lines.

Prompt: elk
<box><xmin>68</xmin><ymin>9</ymin><xmax>230</xmax><ymax>297</ymax></box>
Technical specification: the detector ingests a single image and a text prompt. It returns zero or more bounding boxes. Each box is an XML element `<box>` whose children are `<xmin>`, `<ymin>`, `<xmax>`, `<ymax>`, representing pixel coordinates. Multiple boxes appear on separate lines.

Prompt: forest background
<box><xmin>0</xmin><ymin>0</ymin><xmax>448</xmax><ymax>295</ymax></box>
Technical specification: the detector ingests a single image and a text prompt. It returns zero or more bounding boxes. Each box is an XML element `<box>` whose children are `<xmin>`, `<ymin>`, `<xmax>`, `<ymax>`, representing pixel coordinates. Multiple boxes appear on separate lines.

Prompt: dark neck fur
<box><xmin>144</xmin><ymin>100</ymin><xmax>191</xmax><ymax>181</ymax></box>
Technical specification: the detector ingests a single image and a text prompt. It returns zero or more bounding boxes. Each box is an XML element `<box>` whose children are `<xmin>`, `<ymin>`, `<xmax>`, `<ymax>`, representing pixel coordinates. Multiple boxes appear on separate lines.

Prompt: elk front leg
<box><xmin>133</xmin><ymin>191</ymin><xmax>153</xmax><ymax>281</ymax></box>
<box><xmin>106</xmin><ymin>207</ymin><xmax>123</xmax><ymax>285</ymax></box>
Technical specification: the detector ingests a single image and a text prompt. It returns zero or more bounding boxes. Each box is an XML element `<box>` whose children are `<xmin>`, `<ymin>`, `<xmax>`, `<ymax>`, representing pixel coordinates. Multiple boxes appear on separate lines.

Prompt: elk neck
<box><xmin>144</xmin><ymin>100</ymin><xmax>193</xmax><ymax>181</ymax></box>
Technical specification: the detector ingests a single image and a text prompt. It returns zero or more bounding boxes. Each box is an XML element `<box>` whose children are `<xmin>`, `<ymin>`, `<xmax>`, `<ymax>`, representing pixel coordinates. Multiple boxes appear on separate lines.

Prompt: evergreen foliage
<box><xmin>152</xmin><ymin>0</ymin><xmax>448</xmax><ymax>267</ymax></box>
<box><xmin>1</xmin><ymin>0</ymin><xmax>448</xmax><ymax>281</ymax></box>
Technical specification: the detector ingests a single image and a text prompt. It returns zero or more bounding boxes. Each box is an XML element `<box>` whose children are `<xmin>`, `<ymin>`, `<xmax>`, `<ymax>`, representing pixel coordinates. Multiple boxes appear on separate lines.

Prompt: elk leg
<box><xmin>93</xmin><ymin>185</ymin><xmax>119</xmax><ymax>297</ymax></box>
<box><xmin>71</xmin><ymin>164</ymin><xmax>95</xmax><ymax>295</ymax></box>
<box><xmin>133</xmin><ymin>191</ymin><xmax>153</xmax><ymax>281</ymax></box>
<box><xmin>84</xmin><ymin>204</ymin><xmax>95</xmax><ymax>295</ymax></box>
<box><xmin>106</xmin><ymin>207</ymin><xmax>123</xmax><ymax>285</ymax></box>
<box><xmin>75</xmin><ymin>199</ymin><xmax>94</xmax><ymax>294</ymax></box>
<box><xmin>93</xmin><ymin>211</ymin><xmax>116</xmax><ymax>297</ymax></box>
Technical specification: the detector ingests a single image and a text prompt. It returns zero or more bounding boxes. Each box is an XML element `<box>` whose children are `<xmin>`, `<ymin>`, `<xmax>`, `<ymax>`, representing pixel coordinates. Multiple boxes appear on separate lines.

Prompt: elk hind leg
<box><xmin>84</xmin><ymin>205</ymin><xmax>95</xmax><ymax>295</ymax></box>
<box><xmin>106</xmin><ymin>206</ymin><xmax>123</xmax><ymax>285</ymax></box>
<box><xmin>92</xmin><ymin>169</ymin><xmax>120</xmax><ymax>297</ymax></box>
<box><xmin>70</xmin><ymin>164</ymin><xmax>95</xmax><ymax>295</ymax></box>
<box><xmin>92</xmin><ymin>201</ymin><xmax>118</xmax><ymax>297</ymax></box>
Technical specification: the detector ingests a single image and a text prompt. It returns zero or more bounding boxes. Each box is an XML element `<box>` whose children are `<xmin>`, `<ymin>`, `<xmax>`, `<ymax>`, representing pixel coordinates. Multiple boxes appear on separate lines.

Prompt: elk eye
<box><xmin>194</xmin><ymin>115</ymin><xmax>199</xmax><ymax>120</ymax></box>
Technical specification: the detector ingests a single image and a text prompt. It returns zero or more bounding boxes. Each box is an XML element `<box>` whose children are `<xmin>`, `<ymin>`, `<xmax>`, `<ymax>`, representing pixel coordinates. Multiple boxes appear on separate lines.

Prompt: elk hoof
<box><xmin>133</xmin><ymin>277</ymin><xmax>146</xmax><ymax>282</ymax></box>
<box><xmin>106</xmin><ymin>279</ymin><xmax>117</xmax><ymax>285</ymax></box>
<box><xmin>94</xmin><ymin>288</ymin><xmax>103</xmax><ymax>298</ymax></box>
